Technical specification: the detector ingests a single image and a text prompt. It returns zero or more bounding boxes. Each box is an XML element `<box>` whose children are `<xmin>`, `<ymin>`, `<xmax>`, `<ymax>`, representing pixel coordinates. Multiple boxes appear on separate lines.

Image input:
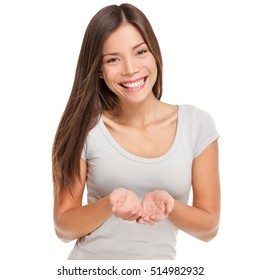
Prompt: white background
<box><xmin>1</xmin><ymin>0</ymin><xmax>259</xmax><ymax>279</ymax></box>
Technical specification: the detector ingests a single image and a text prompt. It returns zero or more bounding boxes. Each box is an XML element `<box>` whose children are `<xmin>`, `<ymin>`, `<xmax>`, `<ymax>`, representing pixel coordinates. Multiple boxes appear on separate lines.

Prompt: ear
<box><xmin>99</xmin><ymin>71</ymin><xmax>103</xmax><ymax>79</ymax></box>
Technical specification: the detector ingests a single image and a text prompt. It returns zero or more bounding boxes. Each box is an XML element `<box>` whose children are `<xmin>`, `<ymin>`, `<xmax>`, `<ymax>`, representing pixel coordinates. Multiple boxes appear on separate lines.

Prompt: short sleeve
<box><xmin>81</xmin><ymin>139</ymin><xmax>88</xmax><ymax>161</ymax></box>
<box><xmin>193</xmin><ymin>107</ymin><xmax>220</xmax><ymax>158</ymax></box>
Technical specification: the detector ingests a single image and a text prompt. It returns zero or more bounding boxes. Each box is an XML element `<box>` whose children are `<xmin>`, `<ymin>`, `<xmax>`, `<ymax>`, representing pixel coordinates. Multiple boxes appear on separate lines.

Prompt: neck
<box><xmin>113</xmin><ymin>94</ymin><xmax>162</xmax><ymax>127</ymax></box>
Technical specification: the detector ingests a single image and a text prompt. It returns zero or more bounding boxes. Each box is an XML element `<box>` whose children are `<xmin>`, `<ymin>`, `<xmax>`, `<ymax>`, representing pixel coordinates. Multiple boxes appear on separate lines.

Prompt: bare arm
<box><xmin>168</xmin><ymin>141</ymin><xmax>220</xmax><ymax>241</ymax></box>
<box><xmin>53</xmin><ymin>159</ymin><xmax>113</xmax><ymax>242</ymax></box>
<box><xmin>53</xmin><ymin>159</ymin><xmax>142</xmax><ymax>242</ymax></box>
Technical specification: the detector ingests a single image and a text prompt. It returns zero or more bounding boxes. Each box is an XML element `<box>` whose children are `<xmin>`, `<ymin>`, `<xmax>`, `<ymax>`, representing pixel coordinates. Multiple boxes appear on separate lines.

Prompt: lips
<box><xmin>120</xmin><ymin>77</ymin><xmax>147</xmax><ymax>89</ymax></box>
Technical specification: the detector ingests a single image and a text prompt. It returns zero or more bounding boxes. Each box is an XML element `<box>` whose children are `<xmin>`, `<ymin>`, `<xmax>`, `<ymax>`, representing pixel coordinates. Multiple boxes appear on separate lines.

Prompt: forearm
<box><xmin>54</xmin><ymin>196</ymin><xmax>113</xmax><ymax>242</ymax></box>
<box><xmin>168</xmin><ymin>200</ymin><xmax>220</xmax><ymax>241</ymax></box>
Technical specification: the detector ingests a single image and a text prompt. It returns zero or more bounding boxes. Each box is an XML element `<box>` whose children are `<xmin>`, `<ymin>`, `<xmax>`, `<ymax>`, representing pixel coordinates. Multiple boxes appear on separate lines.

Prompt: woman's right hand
<box><xmin>109</xmin><ymin>188</ymin><xmax>142</xmax><ymax>221</ymax></box>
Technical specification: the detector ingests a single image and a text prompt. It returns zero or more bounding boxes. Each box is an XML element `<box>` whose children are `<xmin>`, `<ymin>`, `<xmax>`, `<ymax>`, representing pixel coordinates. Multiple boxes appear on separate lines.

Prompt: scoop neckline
<box><xmin>98</xmin><ymin>105</ymin><xmax>183</xmax><ymax>163</ymax></box>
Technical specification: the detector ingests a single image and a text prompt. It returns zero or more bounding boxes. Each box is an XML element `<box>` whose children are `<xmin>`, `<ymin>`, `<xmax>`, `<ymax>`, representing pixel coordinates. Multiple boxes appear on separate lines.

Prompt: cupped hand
<box><xmin>137</xmin><ymin>190</ymin><xmax>175</xmax><ymax>225</ymax></box>
<box><xmin>109</xmin><ymin>188</ymin><xmax>142</xmax><ymax>221</ymax></box>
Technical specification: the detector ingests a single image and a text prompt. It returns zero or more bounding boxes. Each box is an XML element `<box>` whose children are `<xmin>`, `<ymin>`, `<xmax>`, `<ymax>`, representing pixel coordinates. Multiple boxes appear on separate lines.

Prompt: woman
<box><xmin>52</xmin><ymin>3</ymin><xmax>220</xmax><ymax>260</ymax></box>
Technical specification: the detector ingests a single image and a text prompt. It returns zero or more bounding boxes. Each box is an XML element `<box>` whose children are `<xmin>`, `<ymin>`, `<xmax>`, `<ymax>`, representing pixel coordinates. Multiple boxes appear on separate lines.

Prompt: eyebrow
<box><xmin>102</xmin><ymin>42</ymin><xmax>146</xmax><ymax>58</ymax></box>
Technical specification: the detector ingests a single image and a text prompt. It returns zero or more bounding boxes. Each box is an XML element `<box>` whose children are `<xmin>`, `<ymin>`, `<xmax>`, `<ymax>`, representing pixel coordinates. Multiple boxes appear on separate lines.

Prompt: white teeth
<box><xmin>122</xmin><ymin>79</ymin><xmax>145</xmax><ymax>88</ymax></box>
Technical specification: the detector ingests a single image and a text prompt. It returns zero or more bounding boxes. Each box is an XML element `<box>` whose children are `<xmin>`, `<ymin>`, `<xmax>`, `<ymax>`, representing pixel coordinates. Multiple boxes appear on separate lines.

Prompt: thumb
<box><xmin>165</xmin><ymin>198</ymin><xmax>174</xmax><ymax>214</ymax></box>
<box><xmin>109</xmin><ymin>194</ymin><xmax>119</xmax><ymax>213</ymax></box>
<box><xmin>112</xmin><ymin>205</ymin><xmax>118</xmax><ymax>213</ymax></box>
<box><xmin>111</xmin><ymin>198</ymin><xmax>119</xmax><ymax>213</ymax></box>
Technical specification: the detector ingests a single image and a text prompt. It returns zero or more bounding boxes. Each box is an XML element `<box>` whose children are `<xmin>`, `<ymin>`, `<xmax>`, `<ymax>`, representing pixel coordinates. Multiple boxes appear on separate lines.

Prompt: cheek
<box><xmin>148</xmin><ymin>61</ymin><xmax>158</xmax><ymax>82</ymax></box>
<box><xmin>103</xmin><ymin>70</ymin><xmax>120</xmax><ymax>87</ymax></box>
<box><xmin>144</xmin><ymin>57</ymin><xmax>157</xmax><ymax>75</ymax></box>
<box><xmin>151</xmin><ymin>59</ymin><xmax>158</xmax><ymax>73</ymax></box>
<box><xmin>103</xmin><ymin>73</ymin><xmax>120</xmax><ymax>93</ymax></box>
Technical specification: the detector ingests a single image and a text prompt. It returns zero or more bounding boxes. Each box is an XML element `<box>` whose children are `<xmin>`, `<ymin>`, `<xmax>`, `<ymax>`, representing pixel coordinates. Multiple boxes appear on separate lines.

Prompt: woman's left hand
<box><xmin>137</xmin><ymin>190</ymin><xmax>175</xmax><ymax>225</ymax></box>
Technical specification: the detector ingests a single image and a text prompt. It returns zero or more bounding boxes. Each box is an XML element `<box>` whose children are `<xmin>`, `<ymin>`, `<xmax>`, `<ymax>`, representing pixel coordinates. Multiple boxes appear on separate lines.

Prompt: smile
<box><xmin>120</xmin><ymin>77</ymin><xmax>147</xmax><ymax>89</ymax></box>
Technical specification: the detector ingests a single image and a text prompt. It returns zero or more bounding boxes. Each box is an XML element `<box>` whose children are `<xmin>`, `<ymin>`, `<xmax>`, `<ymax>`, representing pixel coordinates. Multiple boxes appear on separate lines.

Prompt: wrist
<box><xmin>104</xmin><ymin>196</ymin><xmax>114</xmax><ymax>215</ymax></box>
<box><xmin>167</xmin><ymin>198</ymin><xmax>176</xmax><ymax>218</ymax></box>
<box><xmin>170</xmin><ymin>197</ymin><xmax>175</xmax><ymax>213</ymax></box>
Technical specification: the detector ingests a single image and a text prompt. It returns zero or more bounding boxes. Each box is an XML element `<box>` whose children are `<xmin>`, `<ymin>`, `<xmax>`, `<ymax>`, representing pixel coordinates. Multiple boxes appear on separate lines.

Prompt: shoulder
<box><xmin>179</xmin><ymin>105</ymin><xmax>219</xmax><ymax>158</ymax></box>
<box><xmin>179</xmin><ymin>105</ymin><xmax>217</xmax><ymax>126</ymax></box>
<box><xmin>179</xmin><ymin>104</ymin><xmax>210</xmax><ymax>116</ymax></box>
<box><xmin>81</xmin><ymin>116</ymin><xmax>103</xmax><ymax>160</ymax></box>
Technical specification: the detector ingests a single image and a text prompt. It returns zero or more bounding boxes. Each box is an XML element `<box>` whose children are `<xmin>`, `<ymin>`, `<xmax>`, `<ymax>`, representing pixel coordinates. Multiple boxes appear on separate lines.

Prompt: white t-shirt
<box><xmin>68</xmin><ymin>105</ymin><xmax>220</xmax><ymax>260</ymax></box>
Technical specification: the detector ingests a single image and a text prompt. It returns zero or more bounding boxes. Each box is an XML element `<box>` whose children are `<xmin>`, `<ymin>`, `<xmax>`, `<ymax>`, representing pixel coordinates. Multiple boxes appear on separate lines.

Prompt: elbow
<box><xmin>199</xmin><ymin>219</ymin><xmax>220</xmax><ymax>242</ymax></box>
<box><xmin>197</xmin><ymin>215</ymin><xmax>220</xmax><ymax>242</ymax></box>
<box><xmin>200</xmin><ymin>227</ymin><xmax>219</xmax><ymax>242</ymax></box>
<box><xmin>54</xmin><ymin>217</ymin><xmax>76</xmax><ymax>243</ymax></box>
<box><xmin>55</xmin><ymin>227</ymin><xmax>73</xmax><ymax>243</ymax></box>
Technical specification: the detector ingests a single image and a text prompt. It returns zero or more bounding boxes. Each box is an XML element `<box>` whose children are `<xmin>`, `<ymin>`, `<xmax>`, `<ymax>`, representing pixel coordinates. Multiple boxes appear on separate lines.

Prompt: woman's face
<box><xmin>101</xmin><ymin>23</ymin><xmax>157</xmax><ymax>105</ymax></box>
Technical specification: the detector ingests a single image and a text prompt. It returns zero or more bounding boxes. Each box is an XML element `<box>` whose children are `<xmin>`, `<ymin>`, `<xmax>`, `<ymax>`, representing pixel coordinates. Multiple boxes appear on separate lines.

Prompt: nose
<box><xmin>122</xmin><ymin>57</ymin><xmax>138</xmax><ymax>76</ymax></box>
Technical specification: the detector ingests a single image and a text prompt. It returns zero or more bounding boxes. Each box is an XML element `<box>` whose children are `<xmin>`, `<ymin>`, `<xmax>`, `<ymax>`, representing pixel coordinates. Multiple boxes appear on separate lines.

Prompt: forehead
<box><xmin>102</xmin><ymin>23</ymin><xmax>145</xmax><ymax>53</ymax></box>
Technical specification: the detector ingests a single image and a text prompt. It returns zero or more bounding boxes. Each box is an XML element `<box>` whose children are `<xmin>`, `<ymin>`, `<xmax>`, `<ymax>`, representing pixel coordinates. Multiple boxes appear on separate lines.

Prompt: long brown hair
<box><xmin>52</xmin><ymin>3</ymin><xmax>163</xmax><ymax>199</ymax></box>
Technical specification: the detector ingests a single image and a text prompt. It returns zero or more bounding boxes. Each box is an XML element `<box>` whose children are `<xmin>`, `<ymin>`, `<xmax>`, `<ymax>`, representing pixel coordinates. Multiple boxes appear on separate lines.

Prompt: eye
<box><xmin>137</xmin><ymin>49</ymin><xmax>148</xmax><ymax>56</ymax></box>
<box><xmin>106</xmin><ymin>57</ymin><xmax>119</xmax><ymax>64</ymax></box>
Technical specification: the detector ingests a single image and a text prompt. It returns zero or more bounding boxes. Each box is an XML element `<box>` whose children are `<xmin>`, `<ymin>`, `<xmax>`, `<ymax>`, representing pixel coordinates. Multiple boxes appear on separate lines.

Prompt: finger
<box><xmin>126</xmin><ymin>212</ymin><xmax>140</xmax><ymax>221</ymax></box>
<box><xmin>128</xmin><ymin>208</ymin><xmax>143</xmax><ymax>220</ymax></box>
<box><xmin>138</xmin><ymin>215</ymin><xmax>153</xmax><ymax>224</ymax></box>
<box><xmin>112</xmin><ymin>205</ymin><xmax>118</xmax><ymax>213</ymax></box>
<box><xmin>130</xmin><ymin>211</ymin><xmax>142</xmax><ymax>221</ymax></box>
<box><xmin>150</xmin><ymin>213</ymin><xmax>167</xmax><ymax>222</ymax></box>
<box><xmin>136</xmin><ymin>218</ymin><xmax>150</xmax><ymax>225</ymax></box>
<box><xmin>164</xmin><ymin>198</ymin><xmax>175</xmax><ymax>214</ymax></box>
<box><xmin>116</xmin><ymin>208</ymin><xmax>140</xmax><ymax>221</ymax></box>
<box><xmin>145</xmin><ymin>219</ymin><xmax>156</xmax><ymax>225</ymax></box>
<box><xmin>142</xmin><ymin>215</ymin><xmax>155</xmax><ymax>224</ymax></box>
<box><xmin>165</xmin><ymin>205</ymin><xmax>172</xmax><ymax>215</ymax></box>
<box><xmin>110</xmin><ymin>195</ymin><xmax>120</xmax><ymax>212</ymax></box>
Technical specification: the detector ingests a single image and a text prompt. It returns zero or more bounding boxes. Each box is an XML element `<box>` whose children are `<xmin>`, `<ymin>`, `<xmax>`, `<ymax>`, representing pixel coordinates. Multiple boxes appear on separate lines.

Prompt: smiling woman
<box><xmin>52</xmin><ymin>3</ymin><xmax>220</xmax><ymax>260</ymax></box>
<box><xmin>101</xmin><ymin>24</ymin><xmax>157</xmax><ymax>106</ymax></box>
